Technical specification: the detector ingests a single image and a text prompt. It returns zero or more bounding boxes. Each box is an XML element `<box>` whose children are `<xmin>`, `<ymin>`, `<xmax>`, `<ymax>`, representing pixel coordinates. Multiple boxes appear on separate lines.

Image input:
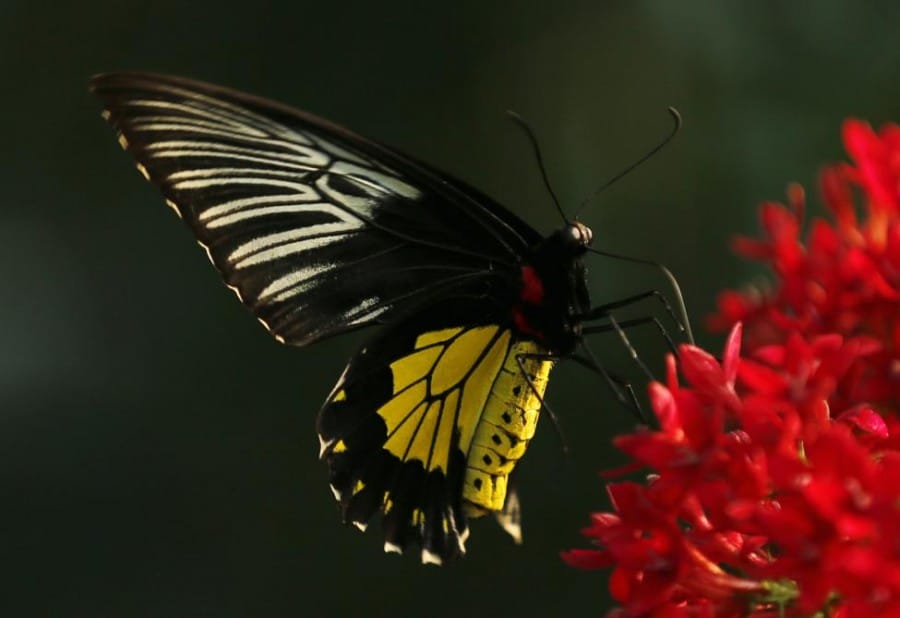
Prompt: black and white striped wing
<box><xmin>91</xmin><ymin>73</ymin><xmax>541</xmax><ymax>346</ymax></box>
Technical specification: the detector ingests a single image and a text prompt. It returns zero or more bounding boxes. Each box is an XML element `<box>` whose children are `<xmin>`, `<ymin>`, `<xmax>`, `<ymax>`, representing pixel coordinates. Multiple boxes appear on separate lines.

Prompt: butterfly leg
<box><xmin>585</xmin><ymin>248</ymin><xmax>694</xmax><ymax>344</ymax></box>
<box><xmin>580</xmin><ymin>313</ymin><xmax>682</xmax><ymax>424</ymax></box>
<box><xmin>581</xmin><ymin>289</ymin><xmax>689</xmax><ymax>344</ymax></box>
<box><xmin>582</xmin><ymin>314</ymin><xmax>678</xmax><ymax>358</ymax></box>
<box><xmin>571</xmin><ymin>342</ymin><xmax>648</xmax><ymax>424</ymax></box>
<box><xmin>515</xmin><ymin>352</ymin><xmax>569</xmax><ymax>456</ymax></box>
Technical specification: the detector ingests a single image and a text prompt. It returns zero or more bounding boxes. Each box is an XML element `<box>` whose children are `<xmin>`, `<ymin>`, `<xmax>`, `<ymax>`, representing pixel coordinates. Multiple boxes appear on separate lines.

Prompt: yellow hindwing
<box><xmin>374</xmin><ymin>325</ymin><xmax>553</xmax><ymax>514</ymax></box>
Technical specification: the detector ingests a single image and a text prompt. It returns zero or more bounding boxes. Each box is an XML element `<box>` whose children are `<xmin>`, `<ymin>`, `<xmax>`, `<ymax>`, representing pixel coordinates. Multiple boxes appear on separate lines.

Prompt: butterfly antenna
<box><xmin>574</xmin><ymin>107</ymin><xmax>682</xmax><ymax>219</ymax></box>
<box><xmin>506</xmin><ymin>110</ymin><xmax>569</xmax><ymax>223</ymax></box>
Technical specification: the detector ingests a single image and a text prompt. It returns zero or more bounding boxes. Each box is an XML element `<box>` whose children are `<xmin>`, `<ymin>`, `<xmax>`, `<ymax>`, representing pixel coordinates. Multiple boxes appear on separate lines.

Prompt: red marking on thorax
<box><xmin>519</xmin><ymin>265</ymin><xmax>544</xmax><ymax>304</ymax></box>
<box><xmin>512</xmin><ymin>308</ymin><xmax>543</xmax><ymax>340</ymax></box>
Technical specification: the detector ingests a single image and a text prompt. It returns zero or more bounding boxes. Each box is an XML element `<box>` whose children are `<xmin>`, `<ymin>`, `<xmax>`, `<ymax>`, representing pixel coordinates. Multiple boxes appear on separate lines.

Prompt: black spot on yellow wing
<box><xmin>317</xmin><ymin>321</ymin><xmax>553</xmax><ymax>564</ymax></box>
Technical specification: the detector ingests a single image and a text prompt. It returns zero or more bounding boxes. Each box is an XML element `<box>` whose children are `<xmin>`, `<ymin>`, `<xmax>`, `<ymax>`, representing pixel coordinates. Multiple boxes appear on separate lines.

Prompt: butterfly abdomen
<box><xmin>461</xmin><ymin>340</ymin><xmax>553</xmax><ymax>515</ymax></box>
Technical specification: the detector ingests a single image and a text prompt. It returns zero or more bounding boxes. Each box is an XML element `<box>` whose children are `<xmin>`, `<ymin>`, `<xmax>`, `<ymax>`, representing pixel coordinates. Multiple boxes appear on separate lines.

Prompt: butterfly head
<box><xmin>561</xmin><ymin>221</ymin><xmax>593</xmax><ymax>253</ymax></box>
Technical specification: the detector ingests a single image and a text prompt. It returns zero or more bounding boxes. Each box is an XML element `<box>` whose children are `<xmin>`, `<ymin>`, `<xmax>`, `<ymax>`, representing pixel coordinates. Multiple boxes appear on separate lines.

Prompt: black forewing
<box><xmin>91</xmin><ymin>72</ymin><xmax>542</xmax><ymax>346</ymax></box>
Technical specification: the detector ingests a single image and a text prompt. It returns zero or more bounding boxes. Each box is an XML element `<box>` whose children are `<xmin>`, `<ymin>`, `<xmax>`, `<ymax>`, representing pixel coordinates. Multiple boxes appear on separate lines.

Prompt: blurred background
<box><xmin>2</xmin><ymin>1</ymin><xmax>899</xmax><ymax>615</ymax></box>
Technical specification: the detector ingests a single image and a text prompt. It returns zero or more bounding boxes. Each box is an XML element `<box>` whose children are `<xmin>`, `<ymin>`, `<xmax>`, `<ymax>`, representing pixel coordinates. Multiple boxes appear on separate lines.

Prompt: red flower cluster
<box><xmin>564</xmin><ymin>119</ymin><xmax>900</xmax><ymax>617</ymax></box>
<box><xmin>710</xmin><ymin>119</ymin><xmax>900</xmax><ymax>412</ymax></box>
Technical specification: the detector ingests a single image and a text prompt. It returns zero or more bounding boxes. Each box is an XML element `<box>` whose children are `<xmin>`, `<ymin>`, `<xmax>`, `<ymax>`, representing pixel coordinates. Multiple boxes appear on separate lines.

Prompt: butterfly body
<box><xmin>511</xmin><ymin>221</ymin><xmax>593</xmax><ymax>354</ymax></box>
<box><xmin>92</xmin><ymin>73</ymin><xmax>594</xmax><ymax>564</ymax></box>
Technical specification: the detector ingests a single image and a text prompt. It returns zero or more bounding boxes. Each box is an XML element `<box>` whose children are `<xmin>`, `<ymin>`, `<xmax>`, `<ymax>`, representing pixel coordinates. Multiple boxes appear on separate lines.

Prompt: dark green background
<box><xmin>3</xmin><ymin>1</ymin><xmax>898</xmax><ymax>615</ymax></box>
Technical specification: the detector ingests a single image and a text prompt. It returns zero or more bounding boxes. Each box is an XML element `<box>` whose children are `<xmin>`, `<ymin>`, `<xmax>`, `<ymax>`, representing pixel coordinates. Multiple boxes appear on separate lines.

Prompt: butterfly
<box><xmin>91</xmin><ymin>73</ymin><xmax>675</xmax><ymax>566</ymax></box>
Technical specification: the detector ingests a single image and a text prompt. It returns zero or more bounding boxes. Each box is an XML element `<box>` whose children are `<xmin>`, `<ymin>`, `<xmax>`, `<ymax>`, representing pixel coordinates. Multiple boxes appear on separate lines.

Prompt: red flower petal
<box><xmin>837</xmin><ymin>405</ymin><xmax>889</xmax><ymax>438</ymax></box>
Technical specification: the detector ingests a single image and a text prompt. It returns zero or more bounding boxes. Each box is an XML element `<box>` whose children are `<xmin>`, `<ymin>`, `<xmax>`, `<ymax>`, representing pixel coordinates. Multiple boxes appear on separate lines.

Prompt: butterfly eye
<box><xmin>566</xmin><ymin>222</ymin><xmax>593</xmax><ymax>248</ymax></box>
<box><xmin>580</xmin><ymin>223</ymin><xmax>594</xmax><ymax>246</ymax></box>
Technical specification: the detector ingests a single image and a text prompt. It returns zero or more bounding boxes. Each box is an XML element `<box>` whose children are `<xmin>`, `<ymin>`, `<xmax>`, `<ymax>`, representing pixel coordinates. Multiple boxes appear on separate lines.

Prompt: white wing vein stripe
<box><xmin>232</xmin><ymin>231</ymin><xmax>358</xmax><ymax>269</ymax></box>
<box><xmin>228</xmin><ymin>203</ymin><xmax>362</xmax><ymax>260</ymax></box>
<box><xmin>346</xmin><ymin>301</ymin><xmax>390</xmax><ymax>326</ymax></box>
<box><xmin>122</xmin><ymin>99</ymin><xmax>269</xmax><ymax>134</ymax></box>
<box><xmin>206</xmin><ymin>203</ymin><xmax>335</xmax><ymax>229</ymax></box>
<box><xmin>329</xmin><ymin>161</ymin><xmax>421</xmax><ymax>199</ymax></box>
<box><xmin>172</xmin><ymin>177</ymin><xmax>319</xmax><ymax>192</ymax></box>
<box><xmin>308</xmin><ymin>136</ymin><xmax>370</xmax><ymax>166</ymax></box>
<box><xmin>167</xmin><ymin>167</ymin><xmax>309</xmax><ymax>181</ymax></box>
<box><xmin>132</xmin><ymin>122</ymin><xmax>284</xmax><ymax>144</ymax></box>
<box><xmin>147</xmin><ymin>141</ymin><xmax>328</xmax><ymax>171</ymax></box>
<box><xmin>258</xmin><ymin>264</ymin><xmax>334</xmax><ymax>303</ymax></box>
<box><xmin>143</xmin><ymin>139</ymin><xmax>328</xmax><ymax>165</ymax></box>
<box><xmin>152</xmin><ymin>152</ymin><xmax>315</xmax><ymax>172</ymax></box>
<box><xmin>198</xmin><ymin>192</ymin><xmax>319</xmax><ymax>221</ymax></box>
<box><xmin>147</xmin><ymin>85</ymin><xmax>310</xmax><ymax>140</ymax></box>
<box><xmin>130</xmin><ymin>119</ymin><xmax>265</xmax><ymax>139</ymax></box>
<box><xmin>123</xmin><ymin>94</ymin><xmax>304</xmax><ymax>142</ymax></box>
<box><xmin>130</xmin><ymin>120</ymin><xmax>322</xmax><ymax>155</ymax></box>
<box><xmin>128</xmin><ymin>113</ymin><xmax>253</xmax><ymax>130</ymax></box>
